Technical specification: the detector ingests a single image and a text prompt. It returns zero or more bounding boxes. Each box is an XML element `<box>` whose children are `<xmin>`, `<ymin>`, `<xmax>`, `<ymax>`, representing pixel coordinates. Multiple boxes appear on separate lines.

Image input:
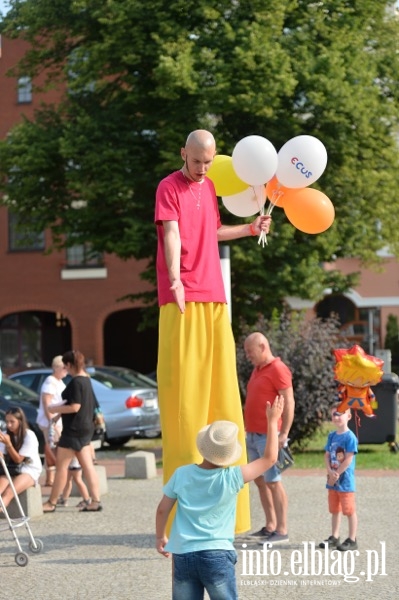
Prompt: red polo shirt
<box><xmin>244</xmin><ymin>357</ymin><xmax>292</xmax><ymax>433</ymax></box>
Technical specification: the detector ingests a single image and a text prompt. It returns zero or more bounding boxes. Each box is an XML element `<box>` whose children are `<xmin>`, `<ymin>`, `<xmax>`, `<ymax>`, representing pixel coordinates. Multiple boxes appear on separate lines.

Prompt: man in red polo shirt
<box><xmin>244</xmin><ymin>332</ymin><xmax>295</xmax><ymax>544</ymax></box>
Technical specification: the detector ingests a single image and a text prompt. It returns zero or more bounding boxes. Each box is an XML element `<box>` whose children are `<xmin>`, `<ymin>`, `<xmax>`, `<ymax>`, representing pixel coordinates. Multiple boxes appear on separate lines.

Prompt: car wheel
<box><xmin>105</xmin><ymin>435</ymin><xmax>131</xmax><ymax>447</ymax></box>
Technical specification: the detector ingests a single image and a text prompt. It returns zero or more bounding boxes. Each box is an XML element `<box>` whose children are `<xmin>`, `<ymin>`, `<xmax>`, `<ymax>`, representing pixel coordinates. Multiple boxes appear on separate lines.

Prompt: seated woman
<box><xmin>0</xmin><ymin>407</ymin><xmax>42</xmax><ymax>511</ymax></box>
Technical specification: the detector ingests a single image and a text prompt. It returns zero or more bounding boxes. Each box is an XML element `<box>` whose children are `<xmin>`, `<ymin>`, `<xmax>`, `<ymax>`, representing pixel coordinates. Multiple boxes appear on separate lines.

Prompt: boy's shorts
<box><xmin>328</xmin><ymin>489</ymin><xmax>356</xmax><ymax>516</ymax></box>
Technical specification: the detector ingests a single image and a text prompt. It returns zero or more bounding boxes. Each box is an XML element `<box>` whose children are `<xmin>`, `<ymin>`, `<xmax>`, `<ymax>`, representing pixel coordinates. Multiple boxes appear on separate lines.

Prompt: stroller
<box><xmin>0</xmin><ymin>456</ymin><xmax>44</xmax><ymax>566</ymax></box>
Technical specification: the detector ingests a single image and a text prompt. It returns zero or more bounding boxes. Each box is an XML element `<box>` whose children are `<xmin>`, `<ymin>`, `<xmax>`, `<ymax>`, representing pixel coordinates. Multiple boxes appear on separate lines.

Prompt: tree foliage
<box><xmin>236</xmin><ymin>311</ymin><xmax>346</xmax><ymax>448</ymax></box>
<box><xmin>1</xmin><ymin>0</ymin><xmax>399</xmax><ymax>329</ymax></box>
<box><xmin>384</xmin><ymin>313</ymin><xmax>399</xmax><ymax>368</ymax></box>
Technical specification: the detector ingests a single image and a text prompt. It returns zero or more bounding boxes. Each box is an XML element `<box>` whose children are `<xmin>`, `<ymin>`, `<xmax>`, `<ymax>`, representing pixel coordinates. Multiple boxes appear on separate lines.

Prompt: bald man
<box><xmin>243</xmin><ymin>332</ymin><xmax>295</xmax><ymax>544</ymax></box>
<box><xmin>155</xmin><ymin>130</ymin><xmax>270</xmax><ymax>534</ymax></box>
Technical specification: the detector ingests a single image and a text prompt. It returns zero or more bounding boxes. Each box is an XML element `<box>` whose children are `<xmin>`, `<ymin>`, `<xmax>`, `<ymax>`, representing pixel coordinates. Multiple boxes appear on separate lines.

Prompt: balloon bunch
<box><xmin>207</xmin><ymin>134</ymin><xmax>333</xmax><ymax>246</ymax></box>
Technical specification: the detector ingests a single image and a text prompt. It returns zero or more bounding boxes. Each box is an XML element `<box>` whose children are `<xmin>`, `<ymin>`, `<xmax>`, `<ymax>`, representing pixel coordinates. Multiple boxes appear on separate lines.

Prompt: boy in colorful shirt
<box><xmin>319</xmin><ymin>406</ymin><xmax>358</xmax><ymax>551</ymax></box>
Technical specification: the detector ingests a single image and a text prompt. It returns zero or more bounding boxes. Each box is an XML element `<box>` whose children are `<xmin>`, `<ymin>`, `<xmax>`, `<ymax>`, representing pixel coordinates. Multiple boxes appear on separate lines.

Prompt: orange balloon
<box><xmin>283</xmin><ymin>188</ymin><xmax>335</xmax><ymax>234</ymax></box>
<box><xmin>265</xmin><ymin>175</ymin><xmax>302</xmax><ymax>209</ymax></box>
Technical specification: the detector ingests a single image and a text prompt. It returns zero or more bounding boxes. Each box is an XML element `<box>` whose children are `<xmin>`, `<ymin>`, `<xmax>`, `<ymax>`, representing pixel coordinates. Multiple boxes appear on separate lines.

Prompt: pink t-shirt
<box><xmin>244</xmin><ymin>358</ymin><xmax>292</xmax><ymax>433</ymax></box>
<box><xmin>155</xmin><ymin>170</ymin><xmax>226</xmax><ymax>306</ymax></box>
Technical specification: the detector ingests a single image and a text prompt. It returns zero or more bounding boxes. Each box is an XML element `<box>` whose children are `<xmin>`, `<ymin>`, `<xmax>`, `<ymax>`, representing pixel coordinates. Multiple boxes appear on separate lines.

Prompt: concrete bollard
<box><xmin>125</xmin><ymin>451</ymin><xmax>157</xmax><ymax>479</ymax></box>
<box><xmin>6</xmin><ymin>485</ymin><xmax>43</xmax><ymax>519</ymax></box>
<box><xmin>70</xmin><ymin>464</ymin><xmax>108</xmax><ymax>496</ymax></box>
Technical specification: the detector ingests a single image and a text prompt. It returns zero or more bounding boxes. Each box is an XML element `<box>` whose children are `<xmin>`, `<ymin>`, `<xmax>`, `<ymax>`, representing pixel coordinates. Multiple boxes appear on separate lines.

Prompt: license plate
<box><xmin>144</xmin><ymin>399</ymin><xmax>157</xmax><ymax>409</ymax></box>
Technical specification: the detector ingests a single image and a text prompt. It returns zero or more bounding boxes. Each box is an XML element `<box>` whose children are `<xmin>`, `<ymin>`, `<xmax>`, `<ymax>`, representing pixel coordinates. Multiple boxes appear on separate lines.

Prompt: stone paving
<box><xmin>0</xmin><ymin>457</ymin><xmax>398</xmax><ymax>600</ymax></box>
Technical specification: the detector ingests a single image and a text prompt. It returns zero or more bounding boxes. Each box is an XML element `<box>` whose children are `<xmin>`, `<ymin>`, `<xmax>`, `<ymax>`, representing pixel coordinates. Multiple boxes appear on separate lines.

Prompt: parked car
<box><xmin>146</xmin><ymin>370</ymin><xmax>157</xmax><ymax>383</ymax></box>
<box><xmin>0</xmin><ymin>408</ymin><xmax>6</xmax><ymax>432</ymax></box>
<box><xmin>91</xmin><ymin>366</ymin><xmax>157</xmax><ymax>389</ymax></box>
<box><xmin>10</xmin><ymin>368</ymin><xmax>161</xmax><ymax>446</ymax></box>
<box><xmin>0</xmin><ymin>377</ymin><xmax>45</xmax><ymax>453</ymax></box>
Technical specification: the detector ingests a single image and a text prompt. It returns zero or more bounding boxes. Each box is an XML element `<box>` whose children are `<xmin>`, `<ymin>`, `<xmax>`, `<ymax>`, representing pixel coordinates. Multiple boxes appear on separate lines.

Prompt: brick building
<box><xmin>0</xmin><ymin>36</ymin><xmax>158</xmax><ymax>373</ymax></box>
<box><xmin>295</xmin><ymin>254</ymin><xmax>399</xmax><ymax>367</ymax></box>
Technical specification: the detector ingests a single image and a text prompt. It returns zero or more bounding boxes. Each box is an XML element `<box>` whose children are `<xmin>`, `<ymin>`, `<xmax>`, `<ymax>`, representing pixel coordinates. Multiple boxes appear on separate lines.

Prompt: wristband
<box><xmin>249</xmin><ymin>223</ymin><xmax>257</xmax><ymax>236</ymax></box>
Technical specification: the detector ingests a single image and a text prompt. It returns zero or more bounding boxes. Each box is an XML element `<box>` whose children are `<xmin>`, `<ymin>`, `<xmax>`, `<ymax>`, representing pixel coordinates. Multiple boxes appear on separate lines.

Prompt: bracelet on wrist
<box><xmin>249</xmin><ymin>223</ymin><xmax>257</xmax><ymax>236</ymax></box>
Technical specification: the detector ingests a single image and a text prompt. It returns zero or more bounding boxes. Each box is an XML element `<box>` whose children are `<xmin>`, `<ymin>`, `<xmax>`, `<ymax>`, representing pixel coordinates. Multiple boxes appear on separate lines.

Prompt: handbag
<box><xmin>0</xmin><ymin>454</ymin><xmax>23</xmax><ymax>477</ymax></box>
<box><xmin>93</xmin><ymin>407</ymin><xmax>105</xmax><ymax>429</ymax></box>
<box><xmin>276</xmin><ymin>444</ymin><xmax>294</xmax><ymax>472</ymax></box>
<box><xmin>92</xmin><ymin>392</ymin><xmax>106</xmax><ymax>441</ymax></box>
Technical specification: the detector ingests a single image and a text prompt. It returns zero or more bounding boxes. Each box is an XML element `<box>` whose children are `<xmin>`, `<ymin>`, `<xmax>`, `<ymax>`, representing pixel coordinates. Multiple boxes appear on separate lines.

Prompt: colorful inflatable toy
<box><xmin>333</xmin><ymin>345</ymin><xmax>384</xmax><ymax>417</ymax></box>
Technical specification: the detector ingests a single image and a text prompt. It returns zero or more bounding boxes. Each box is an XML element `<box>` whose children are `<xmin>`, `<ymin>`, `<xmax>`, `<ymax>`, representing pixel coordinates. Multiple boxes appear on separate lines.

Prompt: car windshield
<box><xmin>0</xmin><ymin>378</ymin><xmax>39</xmax><ymax>402</ymax></box>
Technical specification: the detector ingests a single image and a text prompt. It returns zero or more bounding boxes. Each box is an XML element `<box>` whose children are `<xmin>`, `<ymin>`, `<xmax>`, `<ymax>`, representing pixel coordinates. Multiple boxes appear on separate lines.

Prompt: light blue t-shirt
<box><xmin>325</xmin><ymin>429</ymin><xmax>358</xmax><ymax>492</ymax></box>
<box><xmin>163</xmin><ymin>464</ymin><xmax>244</xmax><ymax>554</ymax></box>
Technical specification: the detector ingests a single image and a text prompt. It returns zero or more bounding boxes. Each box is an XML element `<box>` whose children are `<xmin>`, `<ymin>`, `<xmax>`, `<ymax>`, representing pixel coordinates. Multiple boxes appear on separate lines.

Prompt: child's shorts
<box><xmin>328</xmin><ymin>489</ymin><xmax>356</xmax><ymax>516</ymax></box>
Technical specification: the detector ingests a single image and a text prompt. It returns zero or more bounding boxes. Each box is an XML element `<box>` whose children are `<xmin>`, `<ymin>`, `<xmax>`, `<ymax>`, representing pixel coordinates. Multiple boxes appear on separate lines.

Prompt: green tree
<box><xmin>1</xmin><ymin>0</ymin><xmax>399</xmax><ymax>330</ymax></box>
<box><xmin>236</xmin><ymin>311</ymin><xmax>346</xmax><ymax>448</ymax></box>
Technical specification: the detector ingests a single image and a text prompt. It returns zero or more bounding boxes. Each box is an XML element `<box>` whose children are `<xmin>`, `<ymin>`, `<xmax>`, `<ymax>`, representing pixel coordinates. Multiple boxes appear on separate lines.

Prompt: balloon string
<box><xmin>253</xmin><ymin>186</ymin><xmax>267</xmax><ymax>247</ymax></box>
<box><xmin>261</xmin><ymin>187</ymin><xmax>284</xmax><ymax>246</ymax></box>
<box><xmin>354</xmin><ymin>410</ymin><xmax>361</xmax><ymax>441</ymax></box>
<box><xmin>266</xmin><ymin>189</ymin><xmax>283</xmax><ymax>216</ymax></box>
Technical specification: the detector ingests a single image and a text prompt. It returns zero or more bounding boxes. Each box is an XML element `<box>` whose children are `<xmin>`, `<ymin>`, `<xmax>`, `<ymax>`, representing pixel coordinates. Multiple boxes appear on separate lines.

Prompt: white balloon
<box><xmin>275</xmin><ymin>135</ymin><xmax>327</xmax><ymax>188</ymax></box>
<box><xmin>222</xmin><ymin>186</ymin><xmax>266</xmax><ymax>217</ymax></box>
<box><xmin>232</xmin><ymin>135</ymin><xmax>278</xmax><ymax>186</ymax></box>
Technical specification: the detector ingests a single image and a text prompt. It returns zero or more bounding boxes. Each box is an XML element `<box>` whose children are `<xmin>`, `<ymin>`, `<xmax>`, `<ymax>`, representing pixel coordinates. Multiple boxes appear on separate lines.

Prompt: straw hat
<box><xmin>196</xmin><ymin>420</ymin><xmax>242</xmax><ymax>466</ymax></box>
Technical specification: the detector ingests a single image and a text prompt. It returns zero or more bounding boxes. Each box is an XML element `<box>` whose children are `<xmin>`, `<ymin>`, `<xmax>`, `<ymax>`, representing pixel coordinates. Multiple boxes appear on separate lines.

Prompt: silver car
<box><xmin>9</xmin><ymin>368</ymin><xmax>161</xmax><ymax>446</ymax></box>
<box><xmin>90</xmin><ymin>365</ymin><xmax>157</xmax><ymax>389</ymax></box>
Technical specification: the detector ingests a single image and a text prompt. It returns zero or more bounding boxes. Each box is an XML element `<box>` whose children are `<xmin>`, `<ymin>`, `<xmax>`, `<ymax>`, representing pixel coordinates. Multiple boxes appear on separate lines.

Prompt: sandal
<box><xmin>57</xmin><ymin>496</ymin><xmax>68</xmax><ymax>507</ymax></box>
<box><xmin>80</xmin><ymin>500</ymin><xmax>102</xmax><ymax>512</ymax></box>
<box><xmin>43</xmin><ymin>500</ymin><xmax>57</xmax><ymax>513</ymax></box>
<box><xmin>76</xmin><ymin>498</ymin><xmax>91</xmax><ymax>509</ymax></box>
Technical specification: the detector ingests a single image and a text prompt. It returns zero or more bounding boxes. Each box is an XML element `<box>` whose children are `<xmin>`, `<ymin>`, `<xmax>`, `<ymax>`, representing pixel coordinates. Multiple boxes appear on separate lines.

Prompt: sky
<box><xmin>0</xmin><ymin>1</ymin><xmax>9</xmax><ymax>18</ymax></box>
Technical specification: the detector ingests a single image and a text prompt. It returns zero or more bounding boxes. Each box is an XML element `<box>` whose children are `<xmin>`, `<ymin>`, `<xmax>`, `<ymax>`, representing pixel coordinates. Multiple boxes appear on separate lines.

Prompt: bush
<box><xmin>236</xmin><ymin>311</ymin><xmax>346</xmax><ymax>449</ymax></box>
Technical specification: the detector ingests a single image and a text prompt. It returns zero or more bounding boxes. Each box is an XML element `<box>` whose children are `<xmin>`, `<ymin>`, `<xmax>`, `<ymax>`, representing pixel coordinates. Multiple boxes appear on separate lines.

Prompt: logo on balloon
<box><xmin>290</xmin><ymin>157</ymin><xmax>312</xmax><ymax>179</ymax></box>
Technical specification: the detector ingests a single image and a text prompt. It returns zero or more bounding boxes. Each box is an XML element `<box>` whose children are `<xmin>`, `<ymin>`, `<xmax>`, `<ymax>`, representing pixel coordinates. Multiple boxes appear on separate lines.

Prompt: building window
<box><xmin>0</xmin><ymin>312</ymin><xmax>42</xmax><ymax>369</ymax></box>
<box><xmin>316</xmin><ymin>295</ymin><xmax>381</xmax><ymax>351</ymax></box>
<box><xmin>17</xmin><ymin>76</ymin><xmax>32</xmax><ymax>103</ymax></box>
<box><xmin>65</xmin><ymin>243</ymin><xmax>103</xmax><ymax>268</ymax></box>
<box><xmin>8</xmin><ymin>211</ymin><xmax>45</xmax><ymax>252</ymax></box>
<box><xmin>67</xmin><ymin>49</ymin><xmax>95</xmax><ymax>96</ymax></box>
<box><xmin>0</xmin><ymin>311</ymin><xmax>72</xmax><ymax>369</ymax></box>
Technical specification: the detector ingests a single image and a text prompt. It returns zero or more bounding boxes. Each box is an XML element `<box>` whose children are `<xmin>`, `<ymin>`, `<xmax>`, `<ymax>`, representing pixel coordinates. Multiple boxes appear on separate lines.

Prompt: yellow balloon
<box><xmin>207</xmin><ymin>155</ymin><xmax>249</xmax><ymax>197</ymax></box>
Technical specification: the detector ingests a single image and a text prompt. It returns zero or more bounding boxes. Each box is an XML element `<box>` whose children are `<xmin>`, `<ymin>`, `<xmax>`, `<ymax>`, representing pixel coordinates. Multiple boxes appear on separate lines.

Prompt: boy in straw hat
<box><xmin>155</xmin><ymin>395</ymin><xmax>284</xmax><ymax>599</ymax></box>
